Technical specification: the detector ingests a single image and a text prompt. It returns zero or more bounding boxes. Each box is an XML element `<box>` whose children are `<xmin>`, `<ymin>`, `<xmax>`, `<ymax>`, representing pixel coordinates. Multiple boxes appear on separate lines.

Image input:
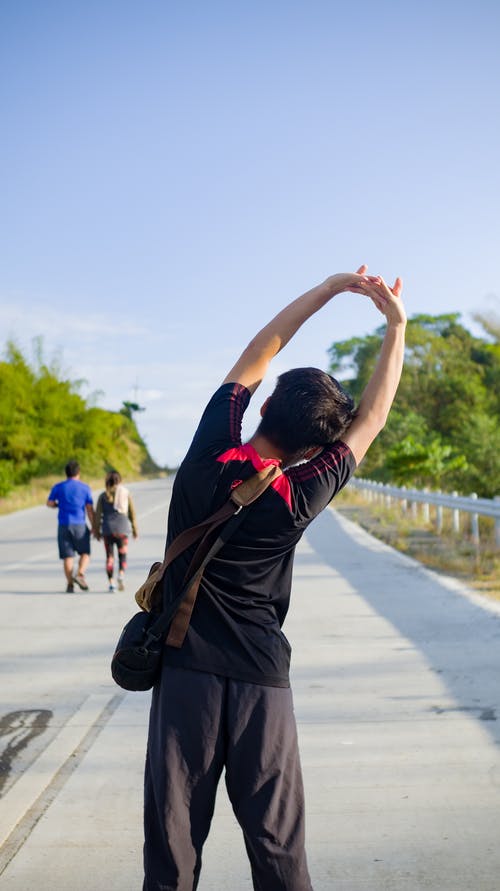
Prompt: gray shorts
<box><xmin>58</xmin><ymin>524</ymin><xmax>90</xmax><ymax>559</ymax></box>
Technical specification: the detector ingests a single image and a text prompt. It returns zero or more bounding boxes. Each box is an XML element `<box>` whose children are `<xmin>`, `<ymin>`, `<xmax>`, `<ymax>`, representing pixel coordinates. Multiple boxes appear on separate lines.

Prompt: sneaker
<box><xmin>66</xmin><ymin>582</ymin><xmax>74</xmax><ymax>593</ymax></box>
<box><xmin>117</xmin><ymin>576</ymin><xmax>125</xmax><ymax>592</ymax></box>
<box><xmin>73</xmin><ymin>574</ymin><xmax>89</xmax><ymax>591</ymax></box>
<box><xmin>108</xmin><ymin>581</ymin><xmax>116</xmax><ymax>593</ymax></box>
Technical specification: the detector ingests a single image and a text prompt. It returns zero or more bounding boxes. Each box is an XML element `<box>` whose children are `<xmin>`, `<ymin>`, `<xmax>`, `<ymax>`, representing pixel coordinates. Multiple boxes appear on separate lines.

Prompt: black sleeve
<box><xmin>286</xmin><ymin>441</ymin><xmax>357</xmax><ymax>525</ymax></box>
<box><xmin>183</xmin><ymin>382</ymin><xmax>251</xmax><ymax>462</ymax></box>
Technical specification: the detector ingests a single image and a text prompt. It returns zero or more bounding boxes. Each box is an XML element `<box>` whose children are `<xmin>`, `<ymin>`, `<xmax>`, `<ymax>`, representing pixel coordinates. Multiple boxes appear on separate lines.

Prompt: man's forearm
<box><xmin>223</xmin><ymin>273</ymin><xmax>371</xmax><ymax>392</ymax></box>
<box><xmin>244</xmin><ymin>280</ymin><xmax>334</xmax><ymax>363</ymax></box>
<box><xmin>341</xmin><ymin>273</ymin><xmax>406</xmax><ymax>465</ymax></box>
<box><xmin>356</xmin><ymin>322</ymin><xmax>406</xmax><ymax>431</ymax></box>
<box><xmin>223</xmin><ymin>267</ymin><xmax>376</xmax><ymax>393</ymax></box>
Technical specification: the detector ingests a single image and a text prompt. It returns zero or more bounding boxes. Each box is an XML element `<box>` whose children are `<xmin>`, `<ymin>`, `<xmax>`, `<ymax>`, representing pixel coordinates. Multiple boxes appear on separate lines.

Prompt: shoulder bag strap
<box><xmin>147</xmin><ymin>463</ymin><xmax>282</xmax><ymax>649</ymax></box>
<box><xmin>159</xmin><ymin>463</ymin><xmax>282</xmax><ymax>577</ymax></box>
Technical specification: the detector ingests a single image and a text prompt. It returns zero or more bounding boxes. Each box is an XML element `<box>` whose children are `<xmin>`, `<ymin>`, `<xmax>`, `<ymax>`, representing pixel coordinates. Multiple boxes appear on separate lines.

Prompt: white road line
<box><xmin>137</xmin><ymin>501</ymin><xmax>169</xmax><ymax>519</ymax></box>
<box><xmin>2</xmin><ymin>550</ymin><xmax>55</xmax><ymax>573</ymax></box>
<box><xmin>0</xmin><ymin>693</ymin><xmax>116</xmax><ymax>849</ymax></box>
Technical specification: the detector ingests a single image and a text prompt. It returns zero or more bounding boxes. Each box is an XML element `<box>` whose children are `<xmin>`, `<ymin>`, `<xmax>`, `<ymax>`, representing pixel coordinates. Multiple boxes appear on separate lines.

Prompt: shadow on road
<box><xmin>0</xmin><ymin>710</ymin><xmax>53</xmax><ymax>795</ymax></box>
<box><xmin>306</xmin><ymin>508</ymin><xmax>500</xmax><ymax>746</ymax></box>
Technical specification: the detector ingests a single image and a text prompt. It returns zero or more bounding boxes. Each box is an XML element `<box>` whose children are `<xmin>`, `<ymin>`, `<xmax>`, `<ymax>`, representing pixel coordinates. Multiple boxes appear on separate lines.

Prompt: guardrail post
<box><xmin>495</xmin><ymin>496</ymin><xmax>500</xmax><ymax>549</ymax></box>
<box><xmin>436</xmin><ymin>491</ymin><xmax>443</xmax><ymax>535</ymax></box>
<box><xmin>423</xmin><ymin>489</ymin><xmax>430</xmax><ymax>523</ymax></box>
<box><xmin>452</xmin><ymin>491</ymin><xmax>460</xmax><ymax>533</ymax></box>
<box><xmin>470</xmin><ymin>493</ymin><xmax>479</xmax><ymax>545</ymax></box>
<box><xmin>401</xmin><ymin>486</ymin><xmax>407</xmax><ymax>513</ymax></box>
<box><xmin>348</xmin><ymin>480</ymin><xmax>498</xmax><ymax>546</ymax></box>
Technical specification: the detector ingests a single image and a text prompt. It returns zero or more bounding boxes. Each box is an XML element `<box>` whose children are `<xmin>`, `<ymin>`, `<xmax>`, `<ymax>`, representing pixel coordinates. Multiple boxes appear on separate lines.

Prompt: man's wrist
<box><xmin>321</xmin><ymin>275</ymin><xmax>343</xmax><ymax>298</ymax></box>
<box><xmin>386</xmin><ymin>319</ymin><xmax>407</xmax><ymax>332</ymax></box>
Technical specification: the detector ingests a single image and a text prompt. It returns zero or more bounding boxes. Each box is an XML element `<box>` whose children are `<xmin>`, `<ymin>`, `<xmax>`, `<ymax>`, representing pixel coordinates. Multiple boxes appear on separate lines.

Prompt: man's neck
<box><xmin>246</xmin><ymin>433</ymin><xmax>284</xmax><ymax>463</ymax></box>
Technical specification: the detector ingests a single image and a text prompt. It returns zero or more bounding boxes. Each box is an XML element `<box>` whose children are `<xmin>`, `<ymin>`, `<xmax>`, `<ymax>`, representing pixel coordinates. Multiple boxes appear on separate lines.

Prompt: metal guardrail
<box><xmin>348</xmin><ymin>477</ymin><xmax>500</xmax><ymax>547</ymax></box>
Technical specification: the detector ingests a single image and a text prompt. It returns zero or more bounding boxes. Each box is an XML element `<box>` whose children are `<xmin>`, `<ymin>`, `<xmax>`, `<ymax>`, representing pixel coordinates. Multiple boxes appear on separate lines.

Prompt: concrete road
<box><xmin>1</xmin><ymin>478</ymin><xmax>500</xmax><ymax>890</ymax></box>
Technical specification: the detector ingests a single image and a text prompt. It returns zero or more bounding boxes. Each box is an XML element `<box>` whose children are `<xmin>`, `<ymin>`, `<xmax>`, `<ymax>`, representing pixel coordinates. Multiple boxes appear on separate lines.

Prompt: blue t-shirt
<box><xmin>48</xmin><ymin>479</ymin><xmax>93</xmax><ymax>526</ymax></box>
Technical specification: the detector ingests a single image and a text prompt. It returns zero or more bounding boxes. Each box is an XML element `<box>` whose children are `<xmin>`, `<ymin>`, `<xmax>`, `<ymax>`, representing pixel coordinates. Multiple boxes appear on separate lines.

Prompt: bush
<box><xmin>0</xmin><ymin>340</ymin><xmax>159</xmax><ymax>493</ymax></box>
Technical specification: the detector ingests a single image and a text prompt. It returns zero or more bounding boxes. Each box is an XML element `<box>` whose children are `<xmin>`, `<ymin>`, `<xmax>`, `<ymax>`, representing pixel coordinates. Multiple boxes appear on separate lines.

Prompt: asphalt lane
<box><xmin>1</xmin><ymin>478</ymin><xmax>500</xmax><ymax>890</ymax></box>
<box><xmin>0</xmin><ymin>479</ymin><xmax>171</xmax><ymax>800</ymax></box>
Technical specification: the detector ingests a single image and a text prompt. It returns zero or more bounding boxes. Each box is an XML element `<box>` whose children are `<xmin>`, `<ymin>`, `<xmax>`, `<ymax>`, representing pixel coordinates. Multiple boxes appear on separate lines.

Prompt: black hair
<box><xmin>65</xmin><ymin>460</ymin><xmax>80</xmax><ymax>478</ymax></box>
<box><xmin>257</xmin><ymin>367</ymin><xmax>356</xmax><ymax>464</ymax></box>
<box><xmin>105</xmin><ymin>470</ymin><xmax>122</xmax><ymax>489</ymax></box>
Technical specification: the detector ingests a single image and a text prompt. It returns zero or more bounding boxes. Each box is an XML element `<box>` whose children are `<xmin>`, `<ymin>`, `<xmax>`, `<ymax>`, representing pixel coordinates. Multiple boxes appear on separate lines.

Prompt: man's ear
<box><xmin>260</xmin><ymin>397</ymin><xmax>270</xmax><ymax>418</ymax></box>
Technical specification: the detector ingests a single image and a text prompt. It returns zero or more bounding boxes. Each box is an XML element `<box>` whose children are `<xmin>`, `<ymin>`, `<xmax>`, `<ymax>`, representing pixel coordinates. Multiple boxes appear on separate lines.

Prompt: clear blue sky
<box><xmin>1</xmin><ymin>1</ymin><xmax>499</xmax><ymax>466</ymax></box>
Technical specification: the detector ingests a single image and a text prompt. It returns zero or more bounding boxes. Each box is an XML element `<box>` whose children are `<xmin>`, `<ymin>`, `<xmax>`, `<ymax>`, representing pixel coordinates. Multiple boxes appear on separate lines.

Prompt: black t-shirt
<box><xmin>163</xmin><ymin>382</ymin><xmax>356</xmax><ymax>687</ymax></box>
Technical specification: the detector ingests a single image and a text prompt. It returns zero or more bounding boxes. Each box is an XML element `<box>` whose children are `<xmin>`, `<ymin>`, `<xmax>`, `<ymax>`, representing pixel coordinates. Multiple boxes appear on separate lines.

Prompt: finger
<box><xmin>352</xmin><ymin>276</ymin><xmax>380</xmax><ymax>289</ymax></box>
<box><xmin>351</xmin><ymin>283</ymin><xmax>387</xmax><ymax>305</ymax></box>
<box><xmin>369</xmin><ymin>295</ymin><xmax>387</xmax><ymax>313</ymax></box>
<box><xmin>351</xmin><ymin>285</ymin><xmax>387</xmax><ymax>311</ymax></box>
<box><xmin>359</xmin><ymin>279</ymin><xmax>388</xmax><ymax>298</ymax></box>
<box><xmin>392</xmin><ymin>276</ymin><xmax>403</xmax><ymax>297</ymax></box>
<box><xmin>369</xmin><ymin>277</ymin><xmax>394</xmax><ymax>300</ymax></box>
<box><xmin>356</xmin><ymin>264</ymin><xmax>368</xmax><ymax>274</ymax></box>
<box><xmin>370</xmin><ymin>294</ymin><xmax>389</xmax><ymax>313</ymax></box>
<box><xmin>377</xmin><ymin>275</ymin><xmax>403</xmax><ymax>299</ymax></box>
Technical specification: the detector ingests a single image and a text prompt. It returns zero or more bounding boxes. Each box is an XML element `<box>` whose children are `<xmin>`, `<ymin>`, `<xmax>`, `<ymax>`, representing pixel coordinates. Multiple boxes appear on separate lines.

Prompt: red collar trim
<box><xmin>216</xmin><ymin>444</ymin><xmax>291</xmax><ymax>510</ymax></box>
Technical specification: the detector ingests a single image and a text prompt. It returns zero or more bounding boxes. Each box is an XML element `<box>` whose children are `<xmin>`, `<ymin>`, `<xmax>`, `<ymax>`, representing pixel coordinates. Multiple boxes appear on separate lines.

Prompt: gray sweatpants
<box><xmin>143</xmin><ymin>665</ymin><xmax>313</xmax><ymax>891</ymax></box>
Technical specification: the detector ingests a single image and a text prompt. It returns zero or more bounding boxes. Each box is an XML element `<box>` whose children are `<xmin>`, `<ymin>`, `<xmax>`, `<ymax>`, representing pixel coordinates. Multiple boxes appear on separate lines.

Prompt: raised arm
<box><xmin>342</xmin><ymin>276</ymin><xmax>406</xmax><ymax>465</ymax></box>
<box><xmin>223</xmin><ymin>267</ymin><xmax>372</xmax><ymax>394</ymax></box>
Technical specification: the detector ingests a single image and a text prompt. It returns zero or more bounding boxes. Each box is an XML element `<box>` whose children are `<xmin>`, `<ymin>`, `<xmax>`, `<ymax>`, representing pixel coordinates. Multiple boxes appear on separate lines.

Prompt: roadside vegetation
<box><xmin>329</xmin><ymin>309</ymin><xmax>500</xmax><ymax>599</ymax></box>
<box><xmin>333</xmin><ymin>487</ymin><xmax>500</xmax><ymax>601</ymax></box>
<box><xmin>329</xmin><ymin>310</ymin><xmax>500</xmax><ymax>498</ymax></box>
<box><xmin>0</xmin><ymin>339</ymin><xmax>162</xmax><ymax>513</ymax></box>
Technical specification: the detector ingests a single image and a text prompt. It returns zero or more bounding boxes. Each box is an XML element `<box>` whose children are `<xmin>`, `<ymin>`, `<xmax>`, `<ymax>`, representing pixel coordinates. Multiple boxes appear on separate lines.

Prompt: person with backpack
<box><xmin>93</xmin><ymin>470</ymin><xmax>138</xmax><ymax>592</ymax></box>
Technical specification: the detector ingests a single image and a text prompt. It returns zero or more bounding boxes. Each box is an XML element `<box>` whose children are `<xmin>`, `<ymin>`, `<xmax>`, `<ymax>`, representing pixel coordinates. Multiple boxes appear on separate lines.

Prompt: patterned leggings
<box><xmin>103</xmin><ymin>534</ymin><xmax>128</xmax><ymax>578</ymax></box>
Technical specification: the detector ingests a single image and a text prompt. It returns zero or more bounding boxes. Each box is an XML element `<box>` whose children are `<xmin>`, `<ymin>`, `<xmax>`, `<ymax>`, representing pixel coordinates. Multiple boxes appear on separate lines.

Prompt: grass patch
<box><xmin>334</xmin><ymin>486</ymin><xmax>500</xmax><ymax>602</ymax></box>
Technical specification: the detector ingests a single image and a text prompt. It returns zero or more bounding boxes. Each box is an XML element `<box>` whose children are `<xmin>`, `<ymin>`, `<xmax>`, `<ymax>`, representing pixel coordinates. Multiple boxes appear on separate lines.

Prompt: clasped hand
<box><xmin>326</xmin><ymin>265</ymin><xmax>406</xmax><ymax>327</ymax></box>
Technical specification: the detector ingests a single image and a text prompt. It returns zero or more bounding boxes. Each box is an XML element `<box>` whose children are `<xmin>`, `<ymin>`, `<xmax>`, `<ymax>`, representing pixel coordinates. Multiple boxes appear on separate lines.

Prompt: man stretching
<box><xmin>47</xmin><ymin>460</ymin><xmax>94</xmax><ymax>592</ymax></box>
<box><xmin>144</xmin><ymin>266</ymin><xmax>406</xmax><ymax>890</ymax></box>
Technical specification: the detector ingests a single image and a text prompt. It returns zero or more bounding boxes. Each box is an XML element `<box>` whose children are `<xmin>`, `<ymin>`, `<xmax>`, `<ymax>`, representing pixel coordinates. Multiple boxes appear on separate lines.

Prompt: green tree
<box><xmin>120</xmin><ymin>401</ymin><xmax>145</xmax><ymax>420</ymax></box>
<box><xmin>328</xmin><ymin>313</ymin><xmax>500</xmax><ymax>497</ymax></box>
<box><xmin>384</xmin><ymin>434</ymin><xmax>467</xmax><ymax>489</ymax></box>
<box><xmin>0</xmin><ymin>339</ymin><xmax>159</xmax><ymax>496</ymax></box>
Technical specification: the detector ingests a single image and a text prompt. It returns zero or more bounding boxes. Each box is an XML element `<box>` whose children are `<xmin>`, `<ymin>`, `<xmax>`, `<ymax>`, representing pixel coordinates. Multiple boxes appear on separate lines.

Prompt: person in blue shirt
<box><xmin>47</xmin><ymin>460</ymin><xmax>95</xmax><ymax>592</ymax></box>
